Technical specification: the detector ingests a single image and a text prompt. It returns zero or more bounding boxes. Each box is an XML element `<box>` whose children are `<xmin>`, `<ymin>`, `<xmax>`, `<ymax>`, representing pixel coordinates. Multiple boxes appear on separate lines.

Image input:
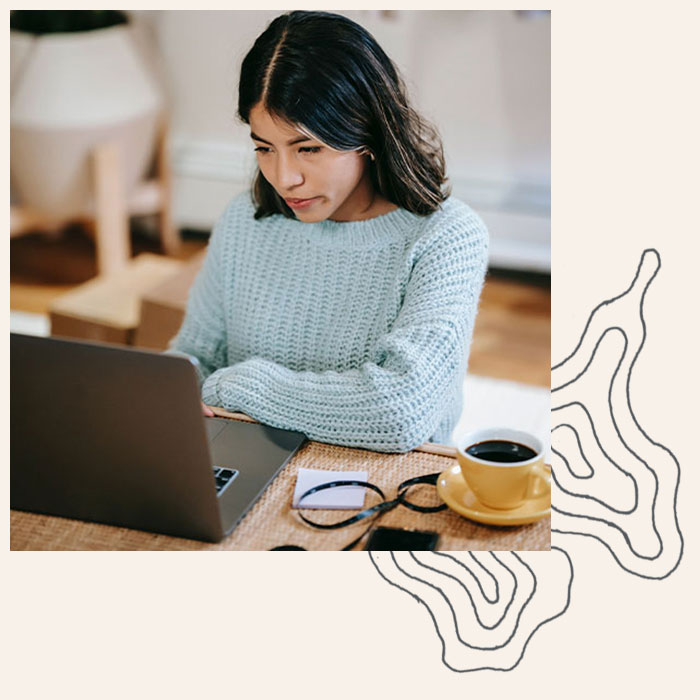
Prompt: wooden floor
<box><xmin>10</xmin><ymin>224</ymin><xmax>550</xmax><ymax>388</ymax></box>
<box><xmin>471</xmin><ymin>273</ymin><xmax>550</xmax><ymax>387</ymax></box>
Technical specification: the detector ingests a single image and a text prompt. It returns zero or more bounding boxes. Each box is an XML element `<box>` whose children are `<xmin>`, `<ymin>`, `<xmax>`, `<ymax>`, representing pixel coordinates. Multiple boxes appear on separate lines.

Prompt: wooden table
<box><xmin>10</xmin><ymin>413</ymin><xmax>550</xmax><ymax>551</ymax></box>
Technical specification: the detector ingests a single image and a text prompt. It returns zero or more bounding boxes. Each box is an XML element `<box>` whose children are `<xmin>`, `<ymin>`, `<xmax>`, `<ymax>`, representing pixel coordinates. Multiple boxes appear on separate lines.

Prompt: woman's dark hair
<box><xmin>238</xmin><ymin>10</ymin><xmax>449</xmax><ymax>219</ymax></box>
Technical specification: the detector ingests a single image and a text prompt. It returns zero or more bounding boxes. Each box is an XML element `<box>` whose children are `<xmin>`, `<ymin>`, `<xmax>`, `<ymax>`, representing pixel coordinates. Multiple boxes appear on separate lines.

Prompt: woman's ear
<box><xmin>359</xmin><ymin>148</ymin><xmax>375</xmax><ymax>161</ymax></box>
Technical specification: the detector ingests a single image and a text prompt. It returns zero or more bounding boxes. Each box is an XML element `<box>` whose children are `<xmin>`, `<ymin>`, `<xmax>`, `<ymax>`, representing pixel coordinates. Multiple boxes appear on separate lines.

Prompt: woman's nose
<box><xmin>276</xmin><ymin>154</ymin><xmax>304</xmax><ymax>190</ymax></box>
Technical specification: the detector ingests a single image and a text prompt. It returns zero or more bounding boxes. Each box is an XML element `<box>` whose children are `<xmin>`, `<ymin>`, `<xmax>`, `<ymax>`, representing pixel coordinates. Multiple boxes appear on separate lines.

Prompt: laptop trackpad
<box><xmin>207</xmin><ymin>418</ymin><xmax>304</xmax><ymax>473</ymax></box>
<box><xmin>205</xmin><ymin>416</ymin><xmax>227</xmax><ymax>443</ymax></box>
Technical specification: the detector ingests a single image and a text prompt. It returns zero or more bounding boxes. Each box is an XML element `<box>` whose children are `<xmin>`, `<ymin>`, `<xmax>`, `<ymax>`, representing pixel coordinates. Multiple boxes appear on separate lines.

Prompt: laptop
<box><xmin>10</xmin><ymin>333</ymin><xmax>307</xmax><ymax>543</ymax></box>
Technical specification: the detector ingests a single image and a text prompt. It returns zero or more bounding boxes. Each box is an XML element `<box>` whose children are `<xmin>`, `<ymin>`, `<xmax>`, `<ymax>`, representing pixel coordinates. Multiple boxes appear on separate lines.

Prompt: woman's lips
<box><xmin>285</xmin><ymin>197</ymin><xmax>318</xmax><ymax>210</ymax></box>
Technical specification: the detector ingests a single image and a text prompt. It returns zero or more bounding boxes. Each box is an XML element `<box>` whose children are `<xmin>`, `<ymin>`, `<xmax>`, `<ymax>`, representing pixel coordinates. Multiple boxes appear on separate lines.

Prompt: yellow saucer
<box><xmin>437</xmin><ymin>464</ymin><xmax>551</xmax><ymax>526</ymax></box>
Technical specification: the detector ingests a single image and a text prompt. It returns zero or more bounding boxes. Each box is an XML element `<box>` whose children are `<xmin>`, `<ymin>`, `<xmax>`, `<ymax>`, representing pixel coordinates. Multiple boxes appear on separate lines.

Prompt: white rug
<box><xmin>450</xmin><ymin>374</ymin><xmax>551</xmax><ymax>462</ymax></box>
<box><xmin>9</xmin><ymin>311</ymin><xmax>550</xmax><ymax>458</ymax></box>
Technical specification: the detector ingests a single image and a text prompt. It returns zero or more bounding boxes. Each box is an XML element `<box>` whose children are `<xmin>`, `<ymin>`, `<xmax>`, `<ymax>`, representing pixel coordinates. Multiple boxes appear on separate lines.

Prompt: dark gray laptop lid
<box><xmin>10</xmin><ymin>333</ymin><xmax>306</xmax><ymax>543</ymax></box>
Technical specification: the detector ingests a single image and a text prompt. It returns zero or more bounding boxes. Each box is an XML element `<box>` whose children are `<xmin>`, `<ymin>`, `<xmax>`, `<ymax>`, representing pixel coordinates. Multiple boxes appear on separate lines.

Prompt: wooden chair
<box><xmin>10</xmin><ymin>118</ymin><xmax>179</xmax><ymax>276</ymax></box>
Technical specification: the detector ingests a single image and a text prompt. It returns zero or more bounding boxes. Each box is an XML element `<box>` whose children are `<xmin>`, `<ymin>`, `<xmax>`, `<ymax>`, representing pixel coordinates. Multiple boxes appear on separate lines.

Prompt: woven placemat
<box><xmin>11</xmin><ymin>434</ymin><xmax>550</xmax><ymax>551</ymax></box>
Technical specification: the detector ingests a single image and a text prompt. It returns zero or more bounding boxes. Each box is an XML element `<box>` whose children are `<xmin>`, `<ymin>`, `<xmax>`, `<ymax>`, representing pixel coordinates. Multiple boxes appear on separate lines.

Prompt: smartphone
<box><xmin>364</xmin><ymin>526</ymin><xmax>439</xmax><ymax>551</ymax></box>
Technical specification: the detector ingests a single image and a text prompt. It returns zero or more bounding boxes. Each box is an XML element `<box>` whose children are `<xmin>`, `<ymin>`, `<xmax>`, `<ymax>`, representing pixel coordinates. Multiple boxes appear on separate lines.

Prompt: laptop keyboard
<box><xmin>213</xmin><ymin>466</ymin><xmax>239</xmax><ymax>496</ymax></box>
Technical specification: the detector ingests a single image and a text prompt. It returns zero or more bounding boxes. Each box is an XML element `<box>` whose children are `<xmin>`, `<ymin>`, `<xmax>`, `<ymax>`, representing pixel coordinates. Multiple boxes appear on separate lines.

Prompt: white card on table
<box><xmin>292</xmin><ymin>468</ymin><xmax>368</xmax><ymax>510</ymax></box>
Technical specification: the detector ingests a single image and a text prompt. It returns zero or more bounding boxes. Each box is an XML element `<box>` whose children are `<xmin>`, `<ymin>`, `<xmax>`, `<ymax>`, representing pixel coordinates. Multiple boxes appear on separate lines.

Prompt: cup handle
<box><xmin>526</xmin><ymin>463</ymin><xmax>551</xmax><ymax>499</ymax></box>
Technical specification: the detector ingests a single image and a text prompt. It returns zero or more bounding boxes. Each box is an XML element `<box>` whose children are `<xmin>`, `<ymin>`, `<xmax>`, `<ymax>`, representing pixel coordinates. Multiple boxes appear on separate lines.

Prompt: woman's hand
<box><xmin>201</xmin><ymin>402</ymin><xmax>215</xmax><ymax>417</ymax></box>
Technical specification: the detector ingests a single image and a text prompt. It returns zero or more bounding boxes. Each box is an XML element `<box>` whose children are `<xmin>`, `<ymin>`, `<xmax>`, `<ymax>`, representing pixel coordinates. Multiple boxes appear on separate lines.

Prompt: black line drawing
<box><xmin>551</xmin><ymin>248</ymin><xmax>683</xmax><ymax>579</ymax></box>
<box><xmin>369</xmin><ymin>549</ymin><xmax>573</xmax><ymax>672</ymax></box>
<box><xmin>368</xmin><ymin>249</ymin><xmax>683</xmax><ymax>672</ymax></box>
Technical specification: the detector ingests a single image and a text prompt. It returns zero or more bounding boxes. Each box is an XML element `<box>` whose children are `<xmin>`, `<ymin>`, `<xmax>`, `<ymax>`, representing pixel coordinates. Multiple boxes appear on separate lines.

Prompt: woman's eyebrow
<box><xmin>250</xmin><ymin>132</ymin><xmax>312</xmax><ymax>146</ymax></box>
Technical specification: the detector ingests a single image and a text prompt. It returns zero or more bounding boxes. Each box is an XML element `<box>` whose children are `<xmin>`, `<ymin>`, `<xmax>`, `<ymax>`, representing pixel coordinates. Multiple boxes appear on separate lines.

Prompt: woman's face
<box><xmin>249</xmin><ymin>102</ymin><xmax>376</xmax><ymax>223</ymax></box>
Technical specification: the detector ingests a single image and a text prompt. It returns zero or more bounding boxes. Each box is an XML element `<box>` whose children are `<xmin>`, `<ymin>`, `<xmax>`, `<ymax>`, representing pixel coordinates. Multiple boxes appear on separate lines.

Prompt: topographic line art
<box><xmin>369</xmin><ymin>549</ymin><xmax>573</xmax><ymax>672</ymax></box>
<box><xmin>368</xmin><ymin>249</ymin><xmax>683</xmax><ymax>672</ymax></box>
<box><xmin>551</xmin><ymin>248</ymin><xmax>683</xmax><ymax>579</ymax></box>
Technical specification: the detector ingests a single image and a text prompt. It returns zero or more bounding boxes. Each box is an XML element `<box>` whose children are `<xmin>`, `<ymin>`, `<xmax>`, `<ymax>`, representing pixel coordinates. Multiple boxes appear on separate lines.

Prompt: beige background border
<box><xmin>4</xmin><ymin>2</ymin><xmax>698</xmax><ymax>697</ymax></box>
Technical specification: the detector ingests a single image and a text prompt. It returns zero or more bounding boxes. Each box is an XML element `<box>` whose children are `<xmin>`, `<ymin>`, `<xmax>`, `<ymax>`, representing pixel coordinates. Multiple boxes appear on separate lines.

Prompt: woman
<box><xmin>169</xmin><ymin>11</ymin><xmax>489</xmax><ymax>453</ymax></box>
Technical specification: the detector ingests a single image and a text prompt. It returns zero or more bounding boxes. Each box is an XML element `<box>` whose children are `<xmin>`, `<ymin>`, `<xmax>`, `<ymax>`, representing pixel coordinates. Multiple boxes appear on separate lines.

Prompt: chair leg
<box><xmin>92</xmin><ymin>141</ymin><xmax>131</xmax><ymax>275</ymax></box>
<box><xmin>156</xmin><ymin>120</ymin><xmax>180</xmax><ymax>257</ymax></box>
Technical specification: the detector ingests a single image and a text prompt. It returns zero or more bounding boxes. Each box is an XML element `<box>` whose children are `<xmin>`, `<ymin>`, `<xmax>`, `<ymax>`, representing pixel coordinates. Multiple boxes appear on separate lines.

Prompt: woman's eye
<box><xmin>254</xmin><ymin>146</ymin><xmax>270</xmax><ymax>153</ymax></box>
<box><xmin>299</xmin><ymin>146</ymin><xmax>321</xmax><ymax>154</ymax></box>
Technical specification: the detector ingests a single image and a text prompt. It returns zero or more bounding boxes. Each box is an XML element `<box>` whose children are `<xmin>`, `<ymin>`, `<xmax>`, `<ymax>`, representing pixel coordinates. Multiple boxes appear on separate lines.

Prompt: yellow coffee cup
<box><xmin>455</xmin><ymin>428</ymin><xmax>550</xmax><ymax>510</ymax></box>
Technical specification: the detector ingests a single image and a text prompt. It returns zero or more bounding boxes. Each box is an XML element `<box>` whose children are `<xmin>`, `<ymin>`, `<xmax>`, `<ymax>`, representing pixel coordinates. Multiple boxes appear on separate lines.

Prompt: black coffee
<box><xmin>466</xmin><ymin>440</ymin><xmax>537</xmax><ymax>463</ymax></box>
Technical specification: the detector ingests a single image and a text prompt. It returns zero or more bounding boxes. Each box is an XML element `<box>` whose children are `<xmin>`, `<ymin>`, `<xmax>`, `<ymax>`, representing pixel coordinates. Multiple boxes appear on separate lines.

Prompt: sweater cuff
<box><xmin>201</xmin><ymin>367</ymin><xmax>227</xmax><ymax>407</ymax></box>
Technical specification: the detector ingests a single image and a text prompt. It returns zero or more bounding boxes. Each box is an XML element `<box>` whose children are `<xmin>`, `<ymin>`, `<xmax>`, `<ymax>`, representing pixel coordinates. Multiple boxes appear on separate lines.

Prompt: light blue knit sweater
<box><xmin>168</xmin><ymin>191</ymin><xmax>488</xmax><ymax>453</ymax></box>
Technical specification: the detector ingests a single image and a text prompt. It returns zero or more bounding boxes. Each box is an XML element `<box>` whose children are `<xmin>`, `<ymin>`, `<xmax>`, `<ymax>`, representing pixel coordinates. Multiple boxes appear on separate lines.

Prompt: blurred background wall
<box><xmin>10</xmin><ymin>8</ymin><xmax>551</xmax><ymax>448</ymax></box>
<box><xmin>131</xmin><ymin>9</ymin><xmax>550</xmax><ymax>272</ymax></box>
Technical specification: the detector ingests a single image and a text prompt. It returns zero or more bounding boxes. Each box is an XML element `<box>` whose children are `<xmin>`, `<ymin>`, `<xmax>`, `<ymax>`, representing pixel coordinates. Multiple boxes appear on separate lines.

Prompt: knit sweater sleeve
<box><xmin>201</xmin><ymin>210</ymin><xmax>488</xmax><ymax>453</ymax></box>
<box><xmin>165</xmin><ymin>211</ymin><xmax>228</xmax><ymax>385</ymax></box>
